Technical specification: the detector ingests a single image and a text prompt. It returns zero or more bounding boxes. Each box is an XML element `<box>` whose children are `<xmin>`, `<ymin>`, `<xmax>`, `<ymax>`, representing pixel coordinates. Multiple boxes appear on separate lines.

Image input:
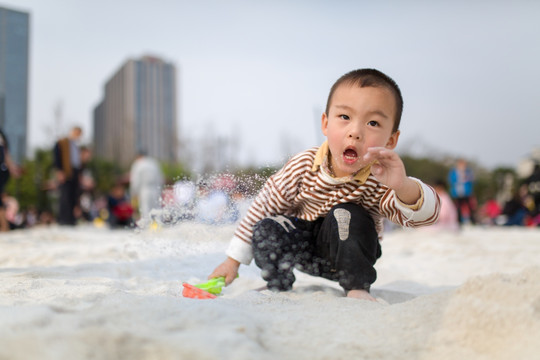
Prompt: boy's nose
<box><xmin>347</xmin><ymin>124</ymin><xmax>363</xmax><ymax>141</ymax></box>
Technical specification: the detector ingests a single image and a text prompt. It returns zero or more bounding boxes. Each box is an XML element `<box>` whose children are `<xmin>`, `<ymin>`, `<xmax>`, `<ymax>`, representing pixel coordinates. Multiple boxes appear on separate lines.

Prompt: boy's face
<box><xmin>321</xmin><ymin>84</ymin><xmax>400</xmax><ymax>178</ymax></box>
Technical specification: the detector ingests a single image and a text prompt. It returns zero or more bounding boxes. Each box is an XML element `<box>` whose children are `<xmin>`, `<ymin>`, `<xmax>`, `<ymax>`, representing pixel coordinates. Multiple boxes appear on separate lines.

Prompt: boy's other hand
<box><xmin>364</xmin><ymin>147</ymin><xmax>421</xmax><ymax>205</ymax></box>
<box><xmin>208</xmin><ymin>257</ymin><xmax>240</xmax><ymax>285</ymax></box>
<box><xmin>363</xmin><ymin>147</ymin><xmax>407</xmax><ymax>189</ymax></box>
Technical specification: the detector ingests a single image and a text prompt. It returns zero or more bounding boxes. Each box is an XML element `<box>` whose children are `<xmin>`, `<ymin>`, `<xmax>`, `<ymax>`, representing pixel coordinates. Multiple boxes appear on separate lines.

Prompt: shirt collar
<box><xmin>312</xmin><ymin>141</ymin><xmax>372</xmax><ymax>183</ymax></box>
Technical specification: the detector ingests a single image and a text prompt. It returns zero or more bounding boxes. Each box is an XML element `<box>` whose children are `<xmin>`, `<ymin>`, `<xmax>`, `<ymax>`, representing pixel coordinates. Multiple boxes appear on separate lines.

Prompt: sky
<box><xmin>4</xmin><ymin>0</ymin><xmax>540</xmax><ymax>170</ymax></box>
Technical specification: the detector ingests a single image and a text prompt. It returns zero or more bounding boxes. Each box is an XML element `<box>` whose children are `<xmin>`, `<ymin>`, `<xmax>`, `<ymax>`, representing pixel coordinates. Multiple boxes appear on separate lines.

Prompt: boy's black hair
<box><xmin>325</xmin><ymin>69</ymin><xmax>403</xmax><ymax>133</ymax></box>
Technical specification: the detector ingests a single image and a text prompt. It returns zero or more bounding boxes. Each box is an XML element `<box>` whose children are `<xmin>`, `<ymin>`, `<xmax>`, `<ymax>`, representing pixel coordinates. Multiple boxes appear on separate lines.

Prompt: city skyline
<box><xmin>3</xmin><ymin>0</ymin><xmax>540</xmax><ymax>171</ymax></box>
<box><xmin>0</xmin><ymin>5</ymin><xmax>29</xmax><ymax>163</ymax></box>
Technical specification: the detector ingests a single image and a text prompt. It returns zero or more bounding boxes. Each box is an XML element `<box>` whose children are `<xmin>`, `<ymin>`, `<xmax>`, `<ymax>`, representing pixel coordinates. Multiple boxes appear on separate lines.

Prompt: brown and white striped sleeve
<box><xmin>379</xmin><ymin>178</ymin><xmax>441</xmax><ymax>228</ymax></box>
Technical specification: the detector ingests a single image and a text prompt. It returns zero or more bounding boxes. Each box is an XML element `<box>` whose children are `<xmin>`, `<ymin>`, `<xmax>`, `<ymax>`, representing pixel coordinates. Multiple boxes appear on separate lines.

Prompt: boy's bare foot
<box><xmin>346</xmin><ymin>289</ymin><xmax>377</xmax><ymax>301</ymax></box>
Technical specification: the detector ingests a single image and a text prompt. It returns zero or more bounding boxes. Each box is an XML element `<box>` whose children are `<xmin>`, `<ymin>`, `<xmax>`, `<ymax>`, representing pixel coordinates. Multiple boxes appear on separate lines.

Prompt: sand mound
<box><xmin>424</xmin><ymin>266</ymin><xmax>540</xmax><ymax>360</ymax></box>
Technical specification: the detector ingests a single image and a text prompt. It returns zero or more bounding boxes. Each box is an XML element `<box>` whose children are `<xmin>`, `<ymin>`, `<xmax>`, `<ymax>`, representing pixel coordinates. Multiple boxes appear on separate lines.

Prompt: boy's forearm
<box><xmin>394</xmin><ymin>177</ymin><xmax>422</xmax><ymax>205</ymax></box>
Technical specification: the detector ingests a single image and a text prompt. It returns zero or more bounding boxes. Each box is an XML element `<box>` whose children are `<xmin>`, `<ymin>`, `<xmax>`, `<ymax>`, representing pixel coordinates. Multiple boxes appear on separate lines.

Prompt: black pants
<box><xmin>57</xmin><ymin>170</ymin><xmax>80</xmax><ymax>225</ymax></box>
<box><xmin>252</xmin><ymin>203</ymin><xmax>381</xmax><ymax>292</ymax></box>
<box><xmin>454</xmin><ymin>196</ymin><xmax>476</xmax><ymax>225</ymax></box>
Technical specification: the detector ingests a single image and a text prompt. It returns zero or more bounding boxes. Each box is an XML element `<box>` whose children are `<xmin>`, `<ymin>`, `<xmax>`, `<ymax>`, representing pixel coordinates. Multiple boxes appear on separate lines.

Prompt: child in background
<box><xmin>448</xmin><ymin>158</ymin><xmax>476</xmax><ymax>225</ymax></box>
<box><xmin>209</xmin><ymin>69</ymin><xmax>440</xmax><ymax>301</ymax></box>
<box><xmin>429</xmin><ymin>180</ymin><xmax>459</xmax><ymax>232</ymax></box>
<box><xmin>107</xmin><ymin>184</ymin><xmax>133</xmax><ymax>228</ymax></box>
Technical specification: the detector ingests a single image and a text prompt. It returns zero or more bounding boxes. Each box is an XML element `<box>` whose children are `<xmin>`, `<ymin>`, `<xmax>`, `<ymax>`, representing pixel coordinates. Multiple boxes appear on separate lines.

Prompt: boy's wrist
<box><xmin>394</xmin><ymin>178</ymin><xmax>422</xmax><ymax>206</ymax></box>
<box><xmin>226</xmin><ymin>257</ymin><xmax>241</xmax><ymax>267</ymax></box>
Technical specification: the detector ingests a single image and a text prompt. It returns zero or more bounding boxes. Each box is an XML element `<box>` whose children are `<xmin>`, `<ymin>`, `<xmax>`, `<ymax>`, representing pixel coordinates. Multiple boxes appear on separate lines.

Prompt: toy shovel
<box><xmin>182</xmin><ymin>277</ymin><xmax>226</xmax><ymax>299</ymax></box>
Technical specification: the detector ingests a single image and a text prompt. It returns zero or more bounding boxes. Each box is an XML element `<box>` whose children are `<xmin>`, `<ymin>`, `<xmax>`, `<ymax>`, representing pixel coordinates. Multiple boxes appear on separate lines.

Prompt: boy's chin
<box><xmin>334</xmin><ymin>163</ymin><xmax>365</xmax><ymax>177</ymax></box>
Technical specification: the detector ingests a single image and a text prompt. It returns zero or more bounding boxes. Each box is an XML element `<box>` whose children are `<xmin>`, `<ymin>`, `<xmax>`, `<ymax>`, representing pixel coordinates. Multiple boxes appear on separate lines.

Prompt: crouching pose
<box><xmin>209</xmin><ymin>69</ymin><xmax>440</xmax><ymax>300</ymax></box>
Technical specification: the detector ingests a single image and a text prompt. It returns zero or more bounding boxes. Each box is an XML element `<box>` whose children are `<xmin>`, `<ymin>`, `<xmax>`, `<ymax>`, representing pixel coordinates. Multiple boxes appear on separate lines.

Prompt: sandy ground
<box><xmin>1</xmin><ymin>224</ymin><xmax>539</xmax><ymax>360</ymax></box>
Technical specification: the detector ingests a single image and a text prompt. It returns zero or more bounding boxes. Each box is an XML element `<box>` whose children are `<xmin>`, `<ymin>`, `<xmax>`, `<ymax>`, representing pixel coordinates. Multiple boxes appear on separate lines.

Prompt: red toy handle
<box><xmin>182</xmin><ymin>283</ymin><xmax>217</xmax><ymax>299</ymax></box>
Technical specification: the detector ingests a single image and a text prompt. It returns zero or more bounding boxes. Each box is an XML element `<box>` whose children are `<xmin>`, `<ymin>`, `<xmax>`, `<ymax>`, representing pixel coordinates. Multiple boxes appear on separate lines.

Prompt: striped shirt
<box><xmin>227</xmin><ymin>145</ymin><xmax>441</xmax><ymax>265</ymax></box>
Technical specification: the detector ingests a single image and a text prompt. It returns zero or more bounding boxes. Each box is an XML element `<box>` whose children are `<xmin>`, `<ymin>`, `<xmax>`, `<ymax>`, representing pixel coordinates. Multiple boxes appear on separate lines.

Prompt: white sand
<box><xmin>1</xmin><ymin>224</ymin><xmax>539</xmax><ymax>359</ymax></box>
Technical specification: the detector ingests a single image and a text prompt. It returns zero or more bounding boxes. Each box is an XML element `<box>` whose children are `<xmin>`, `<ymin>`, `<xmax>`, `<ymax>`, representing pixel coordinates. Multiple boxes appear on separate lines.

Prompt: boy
<box><xmin>209</xmin><ymin>69</ymin><xmax>440</xmax><ymax>300</ymax></box>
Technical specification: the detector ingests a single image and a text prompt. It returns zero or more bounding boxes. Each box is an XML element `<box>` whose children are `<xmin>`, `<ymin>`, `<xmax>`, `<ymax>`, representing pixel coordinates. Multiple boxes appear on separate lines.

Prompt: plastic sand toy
<box><xmin>182</xmin><ymin>283</ymin><xmax>217</xmax><ymax>299</ymax></box>
<box><xmin>182</xmin><ymin>277</ymin><xmax>226</xmax><ymax>299</ymax></box>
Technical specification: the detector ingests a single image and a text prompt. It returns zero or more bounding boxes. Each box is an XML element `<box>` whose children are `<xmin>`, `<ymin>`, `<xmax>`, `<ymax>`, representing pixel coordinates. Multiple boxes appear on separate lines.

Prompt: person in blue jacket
<box><xmin>448</xmin><ymin>158</ymin><xmax>476</xmax><ymax>225</ymax></box>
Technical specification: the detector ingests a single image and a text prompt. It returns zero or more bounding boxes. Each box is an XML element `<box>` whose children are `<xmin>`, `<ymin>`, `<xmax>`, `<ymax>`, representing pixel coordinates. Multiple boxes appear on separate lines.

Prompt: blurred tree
<box><xmin>401</xmin><ymin>155</ymin><xmax>451</xmax><ymax>186</ymax></box>
<box><xmin>6</xmin><ymin>148</ymin><xmax>54</xmax><ymax>212</ymax></box>
<box><xmin>87</xmin><ymin>157</ymin><xmax>124</xmax><ymax>195</ymax></box>
<box><xmin>480</xmin><ymin>167</ymin><xmax>517</xmax><ymax>202</ymax></box>
<box><xmin>161</xmin><ymin>162</ymin><xmax>192</xmax><ymax>184</ymax></box>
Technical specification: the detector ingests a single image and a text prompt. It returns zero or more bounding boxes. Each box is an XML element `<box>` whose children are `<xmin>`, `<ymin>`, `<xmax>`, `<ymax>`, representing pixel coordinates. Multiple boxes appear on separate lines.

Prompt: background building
<box><xmin>93</xmin><ymin>55</ymin><xmax>178</xmax><ymax>168</ymax></box>
<box><xmin>0</xmin><ymin>6</ymin><xmax>30</xmax><ymax>163</ymax></box>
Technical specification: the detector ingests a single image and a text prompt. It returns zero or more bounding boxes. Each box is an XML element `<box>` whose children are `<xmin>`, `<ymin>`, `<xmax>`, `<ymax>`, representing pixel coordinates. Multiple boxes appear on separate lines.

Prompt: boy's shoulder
<box><xmin>273</xmin><ymin>146</ymin><xmax>320</xmax><ymax>178</ymax></box>
<box><xmin>291</xmin><ymin>146</ymin><xmax>319</xmax><ymax>161</ymax></box>
<box><xmin>282</xmin><ymin>146</ymin><xmax>320</xmax><ymax>170</ymax></box>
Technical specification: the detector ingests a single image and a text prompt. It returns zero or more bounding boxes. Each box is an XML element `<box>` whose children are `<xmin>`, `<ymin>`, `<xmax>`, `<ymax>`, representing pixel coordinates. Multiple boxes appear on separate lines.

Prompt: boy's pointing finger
<box><xmin>364</xmin><ymin>147</ymin><xmax>388</xmax><ymax>161</ymax></box>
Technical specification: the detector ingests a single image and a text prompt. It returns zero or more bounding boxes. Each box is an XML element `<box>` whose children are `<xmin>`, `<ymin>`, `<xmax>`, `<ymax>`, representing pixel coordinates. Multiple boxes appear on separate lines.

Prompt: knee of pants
<box><xmin>328</xmin><ymin>203</ymin><xmax>375</xmax><ymax>239</ymax></box>
<box><xmin>252</xmin><ymin>216</ymin><xmax>291</xmax><ymax>249</ymax></box>
<box><xmin>324</xmin><ymin>203</ymin><xmax>380</xmax><ymax>261</ymax></box>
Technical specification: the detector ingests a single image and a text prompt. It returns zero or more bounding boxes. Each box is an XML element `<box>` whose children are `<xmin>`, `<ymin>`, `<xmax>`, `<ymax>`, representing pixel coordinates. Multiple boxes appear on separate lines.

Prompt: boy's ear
<box><xmin>321</xmin><ymin>113</ymin><xmax>329</xmax><ymax>136</ymax></box>
<box><xmin>385</xmin><ymin>130</ymin><xmax>400</xmax><ymax>150</ymax></box>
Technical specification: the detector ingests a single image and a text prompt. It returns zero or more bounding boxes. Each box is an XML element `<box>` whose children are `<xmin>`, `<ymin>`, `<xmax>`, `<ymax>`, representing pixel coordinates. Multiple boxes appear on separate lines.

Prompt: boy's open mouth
<box><xmin>343</xmin><ymin>148</ymin><xmax>358</xmax><ymax>164</ymax></box>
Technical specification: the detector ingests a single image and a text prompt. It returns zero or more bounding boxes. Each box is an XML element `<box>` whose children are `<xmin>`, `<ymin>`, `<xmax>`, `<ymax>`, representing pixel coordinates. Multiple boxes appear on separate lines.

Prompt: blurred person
<box><xmin>154</xmin><ymin>179</ymin><xmax>196</xmax><ymax>225</ymax></box>
<box><xmin>53</xmin><ymin>126</ymin><xmax>83</xmax><ymax>225</ymax></box>
<box><xmin>38</xmin><ymin>210</ymin><xmax>55</xmax><ymax>226</ymax></box>
<box><xmin>91</xmin><ymin>195</ymin><xmax>108</xmax><ymax>222</ymax></box>
<box><xmin>480</xmin><ymin>198</ymin><xmax>502</xmax><ymax>226</ymax></box>
<box><xmin>524</xmin><ymin>163</ymin><xmax>540</xmax><ymax>216</ymax></box>
<box><xmin>129</xmin><ymin>151</ymin><xmax>164</xmax><ymax>220</ymax></box>
<box><xmin>1</xmin><ymin>194</ymin><xmax>22</xmax><ymax>230</ymax></box>
<box><xmin>448</xmin><ymin>158</ymin><xmax>477</xmax><ymax>225</ymax></box>
<box><xmin>77</xmin><ymin>146</ymin><xmax>95</xmax><ymax>222</ymax></box>
<box><xmin>25</xmin><ymin>205</ymin><xmax>39</xmax><ymax>228</ymax></box>
<box><xmin>0</xmin><ymin>128</ymin><xmax>21</xmax><ymax>232</ymax></box>
<box><xmin>3</xmin><ymin>194</ymin><xmax>22</xmax><ymax>229</ymax></box>
<box><xmin>429</xmin><ymin>180</ymin><xmax>459</xmax><ymax>232</ymax></box>
<box><xmin>173</xmin><ymin>180</ymin><xmax>197</xmax><ymax>220</ymax></box>
<box><xmin>107</xmin><ymin>183</ymin><xmax>133</xmax><ymax>228</ymax></box>
<box><xmin>501</xmin><ymin>185</ymin><xmax>529</xmax><ymax>226</ymax></box>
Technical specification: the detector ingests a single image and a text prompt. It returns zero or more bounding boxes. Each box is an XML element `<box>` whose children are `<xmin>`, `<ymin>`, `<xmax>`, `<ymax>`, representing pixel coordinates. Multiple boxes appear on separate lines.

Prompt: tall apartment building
<box><xmin>0</xmin><ymin>6</ymin><xmax>30</xmax><ymax>163</ymax></box>
<box><xmin>93</xmin><ymin>55</ymin><xmax>178</xmax><ymax>168</ymax></box>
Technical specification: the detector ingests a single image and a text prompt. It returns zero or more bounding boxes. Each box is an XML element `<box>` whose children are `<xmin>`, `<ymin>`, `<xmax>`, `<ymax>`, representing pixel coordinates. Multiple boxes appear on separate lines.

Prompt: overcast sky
<box><xmin>5</xmin><ymin>0</ymin><xmax>540</xmax><ymax>170</ymax></box>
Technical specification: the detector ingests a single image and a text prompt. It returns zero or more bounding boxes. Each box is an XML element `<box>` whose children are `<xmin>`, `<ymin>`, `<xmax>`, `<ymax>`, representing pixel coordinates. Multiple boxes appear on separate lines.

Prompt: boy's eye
<box><xmin>339</xmin><ymin>114</ymin><xmax>350</xmax><ymax>120</ymax></box>
<box><xmin>367</xmin><ymin>120</ymin><xmax>379</xmax><ymax>127</ymax></box>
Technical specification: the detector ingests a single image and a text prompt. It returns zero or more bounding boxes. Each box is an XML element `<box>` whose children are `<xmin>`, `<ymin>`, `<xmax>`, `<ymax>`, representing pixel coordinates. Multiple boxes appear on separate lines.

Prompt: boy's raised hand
<box><xmin>208</xmin><ymin>257</ymin><xmax>240</xmax><ymax>285</ymax></box>
<box><xmin>363</xmin><ymin>147</ymin><xmax>421</xmax><ymax>205</ymax></box>
<box><xmin>363</xmin><ymin>147</ymin><xmax>407</xmax><ymax>187</ymax></box>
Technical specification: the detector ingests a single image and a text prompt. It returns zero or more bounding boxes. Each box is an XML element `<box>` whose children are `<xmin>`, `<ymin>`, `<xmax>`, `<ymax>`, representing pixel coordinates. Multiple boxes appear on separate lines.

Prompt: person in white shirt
<box><xmin>129</xmin><ymin>152</ymin><xmax>164</xmax><ymax>220</ymax></box>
